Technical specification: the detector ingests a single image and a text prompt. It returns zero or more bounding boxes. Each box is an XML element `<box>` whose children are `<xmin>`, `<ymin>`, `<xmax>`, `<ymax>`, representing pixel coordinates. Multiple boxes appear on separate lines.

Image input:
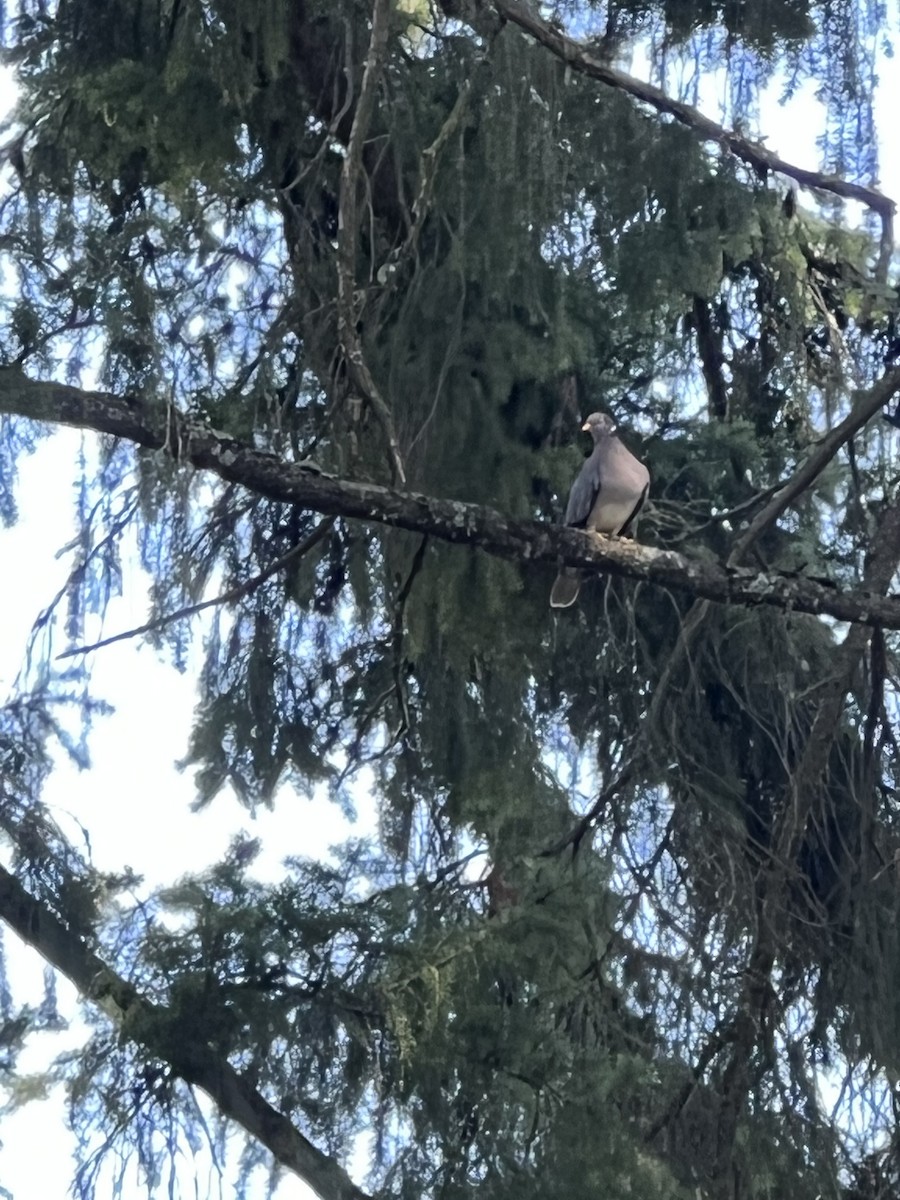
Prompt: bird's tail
<box><xmin>549</xmin><ymin>570</ymin><xmax>582</xmax><ymax>608</ymax></box>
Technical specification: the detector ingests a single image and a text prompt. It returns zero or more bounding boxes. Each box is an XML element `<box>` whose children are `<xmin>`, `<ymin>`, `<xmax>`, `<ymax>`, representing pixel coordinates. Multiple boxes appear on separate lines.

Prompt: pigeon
<box><xmin>549</xmin><ymin>412</ymin><xmax>650</xmax><ymax>608</ymax></box>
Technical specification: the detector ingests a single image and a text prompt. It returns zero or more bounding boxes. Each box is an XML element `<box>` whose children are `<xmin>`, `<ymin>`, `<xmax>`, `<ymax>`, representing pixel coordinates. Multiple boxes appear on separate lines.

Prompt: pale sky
<box><xmin>0</xmin><ymin>26</ymin><xmax>898</xmax><ymax>1200</ymax></box>
<box><xmin>0</xmin><ymin>432</ymin><xmax>342</xmax><ymax>1197</ymax></box>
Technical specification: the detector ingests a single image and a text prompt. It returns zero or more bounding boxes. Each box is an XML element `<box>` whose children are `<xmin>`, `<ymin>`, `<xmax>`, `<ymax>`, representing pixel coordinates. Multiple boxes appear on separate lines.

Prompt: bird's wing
<box><xmin>618</xmin><ymin>481</ymin><xmax>649</xmax><ymax>537</ymax></box>
<box><xmin>564</xmin><ymin>447</ymin><xmax>603</xmax><ymax>528</ymax></box>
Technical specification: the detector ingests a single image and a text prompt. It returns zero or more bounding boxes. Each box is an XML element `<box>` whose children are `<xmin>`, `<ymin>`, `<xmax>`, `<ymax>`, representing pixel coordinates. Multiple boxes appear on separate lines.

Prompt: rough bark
<box><xmin>3</xmin><ymin>367</ymin><xmax>900</xmax><ymax>629</ymax></box>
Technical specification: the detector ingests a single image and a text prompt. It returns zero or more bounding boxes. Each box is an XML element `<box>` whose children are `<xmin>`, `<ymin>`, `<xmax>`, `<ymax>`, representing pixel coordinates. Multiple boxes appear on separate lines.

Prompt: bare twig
<box><xmin>662</xmin><ymin>483</ymin><xmax>784</xmax><ymax>545</ymax></box>
<box><xmin>390</xmin><ymin>535</ymin><xmax>429</xmax><ymax>739</ymax></box>
<box><xmin>540</xmin><ymin>767</ymin><xmax>634</xmax><ymax>857</ymax></box>
<box><xmin>337</xmin><ymin>0</ymin><xmax>407</xmax><ymax>485</ymax></box>
<box><xmin>390</xmin><ymin>77</ymin><xmax>474</xmax><ymax>282</ymax></box>
<box><xmin>59</xmin><ymin>518</ymin><xmax>334</xmax><ymax>658</ymax></box>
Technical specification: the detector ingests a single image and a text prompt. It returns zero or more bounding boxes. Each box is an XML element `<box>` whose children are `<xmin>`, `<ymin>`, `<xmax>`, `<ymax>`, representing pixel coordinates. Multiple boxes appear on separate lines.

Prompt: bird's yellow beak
<box><xmin>581</xmin><ymin>421</ymin><xmax>591</xmax><ymax>432</ymax></box>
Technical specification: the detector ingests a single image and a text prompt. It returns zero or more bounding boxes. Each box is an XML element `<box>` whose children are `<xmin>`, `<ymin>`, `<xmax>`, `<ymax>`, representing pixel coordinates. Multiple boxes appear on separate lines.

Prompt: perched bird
<box><xmin>549</xmin><ymin>412</ymin><xmax>650</xmax><ymax>608</ymax></box>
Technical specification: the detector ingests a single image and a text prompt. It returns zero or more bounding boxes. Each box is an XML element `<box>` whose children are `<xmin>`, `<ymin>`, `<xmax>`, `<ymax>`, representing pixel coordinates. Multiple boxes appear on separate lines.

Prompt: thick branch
<box><xmin>491</xmin><ymin>0</ymin><xmax>896</xmax><ymax>224</ymax></box>
<box><xmin>0</xmin><ymin>864</ymin><xmax>370</xmax><ymax>1200</ymax></box>
<box><xmin>4</xmin><ymin>368</ymin><xmax>900</xmax><ymax>630</ymax></box>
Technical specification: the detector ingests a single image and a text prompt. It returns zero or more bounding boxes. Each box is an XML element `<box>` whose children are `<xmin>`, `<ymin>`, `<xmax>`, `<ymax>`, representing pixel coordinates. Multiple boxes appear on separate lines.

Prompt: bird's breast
<box><xmin>586</xmin><ymin>490</ymin><xmax>642</xmax><ymax>534</ymax></box>
<box><xmin>586</xmin><ymin>445</ymin><xmax>649</xmax><ymax>535</ymax></box>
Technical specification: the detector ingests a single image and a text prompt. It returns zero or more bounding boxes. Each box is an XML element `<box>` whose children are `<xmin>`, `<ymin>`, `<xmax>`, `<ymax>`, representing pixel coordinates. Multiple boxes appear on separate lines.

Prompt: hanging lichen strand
<box><xmin>2</xmin><ymin>0</ymin><xmax>900</xmax><ymax>1197</ymax></box>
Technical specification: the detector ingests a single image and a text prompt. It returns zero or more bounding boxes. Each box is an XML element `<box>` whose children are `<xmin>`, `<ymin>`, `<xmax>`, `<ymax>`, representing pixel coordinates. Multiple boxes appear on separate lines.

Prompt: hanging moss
<box><xmin>2</xmin><ymin>0</ymin><xmax>900</xmax><ymax>1196</ymax></box>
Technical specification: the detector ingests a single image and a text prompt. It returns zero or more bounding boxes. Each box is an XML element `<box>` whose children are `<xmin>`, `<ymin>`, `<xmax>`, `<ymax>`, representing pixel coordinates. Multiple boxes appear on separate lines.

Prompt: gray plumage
<box><xmin>549</xmin><ymin>412</ymin><xmax>650</xmax><ymax>608</ymax></box>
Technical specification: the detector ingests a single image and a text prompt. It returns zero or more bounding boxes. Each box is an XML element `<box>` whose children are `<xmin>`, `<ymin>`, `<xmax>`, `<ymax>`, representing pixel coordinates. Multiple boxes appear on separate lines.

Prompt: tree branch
<box><xmin>4</xmin><ymin>368</ymin><xmax>900</xmax><ymax>630</ymax></box>
<box><xmin>691</xmin><ymin>295</ymin><xmax>729</xmax><ymax>422</ymax></box>
<box><xmin>336</xmin><ymin>0</ymin><xmax>407</xmax><ymax>485</ymax></box>
<box><xmin>728</xmin><ymin>368</ymin><xmax>900</xmax><ymax>565</ymax></box>
<box><xmin>58</xmin><ymin>517</ymin><xmax>334</xmax><ymax>658</ymax></box>
<box><xmin>491</xmin><ymin>0</ymin><xmax>896</xmax><ymax>227</ymax></box>
<box><xmin>712</xmin><ymin>497</ymin><xmax>900</xmax><ymax>1186</ymax></box>
<box><xmin>0</xmin><ymin>864</ymin><xmax>371</xmax><ymax>1200</ymax></box>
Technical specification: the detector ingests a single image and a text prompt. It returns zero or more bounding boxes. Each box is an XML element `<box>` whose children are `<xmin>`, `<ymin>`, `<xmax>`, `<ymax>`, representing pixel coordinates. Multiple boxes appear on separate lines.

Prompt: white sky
<box><xmin>0</xmin><ymin>22</ymin><xmax>899</xmax><ymax>1200</ymax></box>
<box><xmin>0</xmin><ymin>433</ymin><xmax>345</xmax><ymax>1197</ymax></box>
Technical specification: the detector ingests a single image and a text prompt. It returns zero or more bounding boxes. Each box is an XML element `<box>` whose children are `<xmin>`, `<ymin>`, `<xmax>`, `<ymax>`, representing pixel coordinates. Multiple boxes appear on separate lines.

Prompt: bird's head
<box><xmin>581</xmin><ymin>412</ymin><xmax>617</xmax><ymax>439</ymax></box>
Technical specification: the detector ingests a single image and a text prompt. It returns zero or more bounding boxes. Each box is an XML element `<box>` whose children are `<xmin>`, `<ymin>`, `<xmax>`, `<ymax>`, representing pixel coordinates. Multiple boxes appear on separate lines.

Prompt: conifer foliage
<box><xmin>2</xmin><ymin>0</ymin><xmax>900</xmax><ymax>1197</ymax></box>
